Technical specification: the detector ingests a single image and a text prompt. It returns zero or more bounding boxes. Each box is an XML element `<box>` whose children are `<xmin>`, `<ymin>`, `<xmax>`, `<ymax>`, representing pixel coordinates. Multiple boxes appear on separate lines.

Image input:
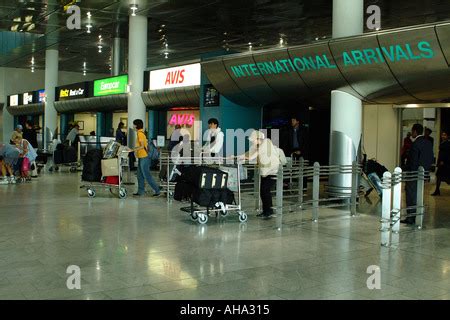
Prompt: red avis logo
<box><xmin>165</xmin><ymin>69</ymin><xmax>185</xmax><ymax>85</ymax></box>
<box><xmin>169</xmin><ymin>114</ymin><xmax>195</xmax><ymax>126</ymax></box>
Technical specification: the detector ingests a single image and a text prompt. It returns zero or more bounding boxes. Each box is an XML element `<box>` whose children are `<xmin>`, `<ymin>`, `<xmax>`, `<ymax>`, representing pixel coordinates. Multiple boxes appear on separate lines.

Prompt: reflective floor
<box><xmin>0</xmin><ymin>171</ymin><xmax>450</xmax><ymax>300</ymax></box>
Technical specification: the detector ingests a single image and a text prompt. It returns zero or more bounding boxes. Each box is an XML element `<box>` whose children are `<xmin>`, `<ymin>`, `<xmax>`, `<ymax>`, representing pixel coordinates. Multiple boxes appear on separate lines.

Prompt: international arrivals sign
<box><xmin>229</xmin><ymin>41</ymin><xmax>435</xmax><ymax>78</ymax></box>
<box><xmin>149</xmin><ymin>63</ymin><xmax>201</xmax><ymax>90</ymax></box>
<box><xmin>94</xmin><ymin>75</ymin><xmax>128</xmax><ymax>97</ymax></box>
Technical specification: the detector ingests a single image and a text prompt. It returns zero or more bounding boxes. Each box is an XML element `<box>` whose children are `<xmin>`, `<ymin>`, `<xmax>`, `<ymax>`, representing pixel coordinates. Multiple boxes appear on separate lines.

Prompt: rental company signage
<box><xmin>94</xmin><ymin>75</ymin><xmax>128</xmax><ymax>97</ymax></box>
<box><xmin>23</xmin><ymin>92</ymin><xmax>34</xmax><ymax>105</ymax></box>
<box><xmin>168</xmin><ymin>113</ymin><xmax>196</xmax><ymax>126</ymax></box>
<box><xmin>9</xmin><ymin>95</ymin><xmax>19</xmax><ymax>107</ymax></box>
<box><xmin>38</xmin><ymin>90</ymin><xmax>45</xmax><ymax>103</ymax></box>
<box><xmin>229</xmin><ymin>41</ymin><xmax>435</xmax><ymax>79</ymax></box>
<box><xmin>57</xmin><ymin>82</ymin><xmax>88</xmax><ymax>101</ymax></box>
<box><xmin>149</xmin><ymin>63</ymin><xmax>201</xmax><ymax>90</ymax></box>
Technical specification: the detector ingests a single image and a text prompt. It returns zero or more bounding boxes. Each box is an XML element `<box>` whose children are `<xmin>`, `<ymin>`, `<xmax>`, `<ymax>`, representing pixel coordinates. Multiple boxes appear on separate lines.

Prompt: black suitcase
<box><xmin>82</xmin><ymin>149</ymin><xmax>103</xmax><ymax>182</ymax></box>
<box><xmin>63</xmin><ymin>146</ymin><xmax>77</xmax><ymax>163</ymax></box>
<box><xmin>54</xmin><ymin>150</ymin><xmax>64</xmax><ymax>164</ymax></box>
<box><xmin>182</xmin><ymin>166</ymin><xmax>228</xmax><ymax>189</ymax></box>
<box><xmin>174</xmin><ymin>181</ymin><xmax>193</xmax><ymax>201</ymax></box>
<box><xmin>192</xmin><ymin>188</ymin><xmax>222</xmax><ymax>207</ymax></box>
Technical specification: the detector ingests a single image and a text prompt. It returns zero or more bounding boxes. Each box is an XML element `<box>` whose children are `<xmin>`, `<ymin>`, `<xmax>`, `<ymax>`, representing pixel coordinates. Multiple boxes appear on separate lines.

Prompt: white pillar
<box><xmin>112</xmin><ymin>37</ymin><xmax>125</xmax><ymax>76</ymax></box>
<box><xmin>329</xmin><ymin>0</ymin><xmax>364</xmax><ymax>196</ymax></box>
<box><xmin>127</xmin><ymin>14</ymin><xmax>148</xmax><ymax>145</ymax></box>
<box><xmin>332</xmin><ymin>0</ymin><xmax>364</xmax><ymax>38</ymax></box>
<box><xmin>44</xmin><ymin>49</ymin><xmax>59</xmax><ymax>149</ymax></box>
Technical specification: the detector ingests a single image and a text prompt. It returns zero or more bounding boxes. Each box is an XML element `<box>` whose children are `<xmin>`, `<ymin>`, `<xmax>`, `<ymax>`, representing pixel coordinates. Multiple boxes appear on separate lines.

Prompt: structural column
<box><xmin>127</xmin><ymin>14</ymin><xmax>148</xmax><ymax>146</ymax></box>
<box><xmin>329</xmin><ymin>0</ymin><xmax>364</xmax><ymax>196</ymax></box>
<box><xmin>44</xmin><ymin>49</ymin><xmax>59</xmax><ymax>149</ymax></box>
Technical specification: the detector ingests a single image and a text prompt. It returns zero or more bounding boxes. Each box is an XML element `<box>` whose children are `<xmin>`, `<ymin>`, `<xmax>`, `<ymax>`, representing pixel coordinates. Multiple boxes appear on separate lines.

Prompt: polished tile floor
<box><xmin>0</xmin><ymin>171</ymin><xmax>449</xmax><ymax>300</ymax></box>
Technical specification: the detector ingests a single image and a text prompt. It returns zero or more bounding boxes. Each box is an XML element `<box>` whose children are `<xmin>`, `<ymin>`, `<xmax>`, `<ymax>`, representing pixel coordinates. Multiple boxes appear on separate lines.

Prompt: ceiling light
<box><xmin>31</xmin><ymin>66</ymin><xmax>35</xmax><ymax>73</ymax></box>
<box><xmin>164</xmin><ymin>52</ymin><xmax>169</xmax><ymax>59</ymax></box>
<box><xmin>10</xmin><ymin>25</ymin><xmax>19</xmax><ymax>32</ymax></box>
<box><xmin>376</xmin><ymin>27</ymin><xmax>381</xmax><ymax>31</ymax></box>
<box><xmin>25</xmin><ymin>15</ymin><xmax>33</xmax><ymax>23</ymax></box>
<box><xmin>248</xmin><ymin>42</ymin><xmax>252</xmax><ymax>51</ymax></box>
<box><xmin>87</xmin><ymin>12</ymin><xmax>91</xmax><ymax>18</ymax></box>
<box><xmin>13</xmin><ymin>17</ymin><xmax>21</xmax><ymax>22</ymax></box>
<box><xmin>83</xmin><ymin>70</ymin><xmax>86</xmax><ymax>76</ymax></box>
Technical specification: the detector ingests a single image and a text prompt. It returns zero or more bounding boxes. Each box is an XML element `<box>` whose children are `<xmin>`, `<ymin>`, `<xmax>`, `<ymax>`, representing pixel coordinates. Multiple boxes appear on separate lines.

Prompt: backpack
<box><xmin>139</xmin><ymin>131</ymin><xmax>160</xmax><ymax>161</ymax></box>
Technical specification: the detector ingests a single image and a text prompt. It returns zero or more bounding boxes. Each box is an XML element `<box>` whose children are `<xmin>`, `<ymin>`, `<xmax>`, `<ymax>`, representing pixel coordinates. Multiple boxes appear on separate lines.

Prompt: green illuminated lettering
<box><xmin>418</xmin><ymin>41</ymin><xmax>434</xmax><ymax>59</ymax></box>
<box><xmin>249</xmin><ymin>64</ymin><xmax>260</xmax><ymax>76</ymax></box>
<box><xmin>231</xmin><ymin>66</ymin><xmax>245</xmax><ymax>78</ymax></box>
<box><xmin>323</xmin><ymin>55</ymin><xmax>337</xmax><ymax>68</ymax></box>
<box><xmin>302</xmin><ymin>57</ymin><xmax>317</xmax><ymax>70</ymax></box>
<box><xmin>405</xmin><ymin>44</ymin><xmax>422</xmax><ymax>60</ymax></box>
<box><xmin>381</xmin><ymin>46</ymin><xmax>396</xmax><ymax>62</ymax></box>
<box><xmin>375</xmin><ymin>48</ymin><xmax>386</xmax><ymax>63</ymax></box>
<box><xmin>279</xmin><ymin>59</ymin><xmax>292</xmax><ymax>72</ymax></box>
<box><xmin>275</xmin><ymin>61</ymin><xmax>286</xmax><ymax>73</ymax></box>
<box><xmin>241</xmin><ymin>64</ymin><xmax>252</xmax><ymax>76</ymax></box>
<box><xmin>363</xmin><ymin>49</ymin><xmax>379</xmax><ymax>64</ymax></box>
<box><xmin>315</xmin><ymin>55</ymin><xmax>328</xmax><ymax>69</ymax></box>
<box><xmin>395</xmin><ymin>45</ymin><xmax>409</xmax><ymax>61</ymax></box>
<box><xmin>264</xmin><ymin>62</ymin><xmax>277</xmax><ymax>74</ymax></box>
<box><xmin>293</xmin><ymin>58</ymin><xmax>306</xmax><ymax>71</ymax></box>
<box><xmin>343</xmin><ymin>52</ymin><xmax>355</xmax><ymax>66</ymax></box>
<box><xmin>256</xmin><ymin>62</ymin><xmax>268</xmax><ymax>75</ymax></box>
<box><xmin>351</xmin><ymin>50</ymin><xmax>367</xmax><ymax>65</ymax></box>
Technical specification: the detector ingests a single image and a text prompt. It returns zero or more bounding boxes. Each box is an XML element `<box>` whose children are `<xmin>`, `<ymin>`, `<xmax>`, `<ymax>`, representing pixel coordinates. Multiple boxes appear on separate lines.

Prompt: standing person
<box><xmin>202</xmin><ymin>118</ymin><xmax>224</xmax><ymax>157</ymax></box>
<box><xmin>23</xmin><ymin>121</ymin><xmax>38</xmax><ymax>148</ymax></box>
<box><xmin>131</xmin><ymin>119</ymin><xmax>160</xmax><ymax>197</ymax></box>
<box><xmin>424</xmin><ymin>128</ymin><xmax>434</xmax><ymax>147</ymax></box>
<box><xmin>402</xmin><ymin>124</ymin><xmax>434</xmax><ymax>225</ymax></box>
<box><xmin>431</xmin><ymin>130</ymin><xmax>450</xmax><ymax>196</ymax></box>
<box><xmin>238</xmin><ymin>130</ymin><xmax>281</xmax><ymax>219</ymax></box>
<box><xmin>285</xmin><ymin>116</ymin><xmax>308</xmax><ymax>161</ymax></box>
<box><xmin>400</xmin><ymin>132</ymin><xmax>413</xmax><ymax>168</ymax></box>
<box><xmin>66</xmin><ymin>124</ymin><xmax>80</xmax><ymax>146</ymax></box>
<box><xmin>116</xmin><ymin>122</ymin><xmax>127</xmax><ymax>146</ymax></box>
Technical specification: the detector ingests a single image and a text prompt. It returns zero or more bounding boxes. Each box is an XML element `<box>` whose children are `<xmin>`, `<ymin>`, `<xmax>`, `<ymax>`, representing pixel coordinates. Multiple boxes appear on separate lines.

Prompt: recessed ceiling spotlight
<box><xmin>248</xmin><ymin>42</ymin><xmax>252</xmax><ymax>51</ymax></box>
<box><xmin>25</xmin><ymin>15</ymin><xmax>33</xmax><ymax>23</ymax></box>
<box><xmin>98</xmin><ymin>45</ymin><xmax>103</xmax><ymax>53</ymax></box>
<box><xmin>31</xmin><ymin>66</ymin><xmax>35</xmax><ymax>73</ymax></box>
<box><xmin>83</xmin><ymin>70</ymin><xmax>87</xmax><ymax>76</ymax></box>
<box><xmin>164</xmin><ymin>52</ymin><xmax>169</xmax><ymax>59</ymax></box>
<box><xmin>13</xmin><ymin>17</ymin><xmax>21</xmax><ymax>22</ymax></box>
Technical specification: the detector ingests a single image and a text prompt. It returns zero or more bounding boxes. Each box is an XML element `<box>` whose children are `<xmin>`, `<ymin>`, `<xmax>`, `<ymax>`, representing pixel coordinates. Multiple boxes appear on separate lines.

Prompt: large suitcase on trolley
<box><xmin>82</xmin><ymin>149</ymin><xmax>103</xmax><ymax>182</ymax></box>
<box><xmin>182</xmin><ymin>166</ymin><xmax>228</xmax><ymax>189</ymax></box>
<box><xmin>191</xmin><ymin>187</ymin><xmax>235</xmax><ymax>207</ymax></box>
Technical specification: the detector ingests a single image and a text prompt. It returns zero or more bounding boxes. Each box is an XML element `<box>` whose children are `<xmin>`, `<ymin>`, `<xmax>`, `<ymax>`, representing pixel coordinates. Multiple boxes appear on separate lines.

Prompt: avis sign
<box><xmin>168</xmin><ymin>114</ymin><xmax>196</xmax><ymax>126</ymax></box>
<box><xmin>149</xmin><ymin>63</ymin><xmax>201</xmax><ymax>90</ymax></box>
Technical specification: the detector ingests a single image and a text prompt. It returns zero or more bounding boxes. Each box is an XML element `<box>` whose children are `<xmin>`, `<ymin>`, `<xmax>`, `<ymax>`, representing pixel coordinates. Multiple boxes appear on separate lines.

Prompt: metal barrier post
<box><xmin>254</xmin><ymin>168</ymin><xmax>261</xmax><ymax>212</ymax></box>
<box><xmin>381</xmin><ymin>171</ymin><xmax>392</xmax><ymax>247</ymax></box>
<box><xmin>276</xmin><ymin>166</ymin><xmax>284</xmax><ymax>215</ymax></box>
<box><xmin>416</xmin><ymin>166</ymin><xmax>425</xmax><ymax>229</ymax></box>
<box><xmin>298</xmin><ymin>158</ymin><xmax>304</xmax><ymax>206</ymax></box>
<box><xmin>312</xmin><ymin>162</ymin><xmax>320</xmax><ymax>222</ymax></box>
<box><xmin>392</xmin><ymin>167</ymin><xmax>402</xmax><ymax>234</ymax></box>
<box><xmin>350</xmin><ymin>161</ymin><xmax>358</xmax><ymax>217</ymax></box>
<box><xmin>166</xmin><ymin>156</ymin><xmax>170</xmax><ymax>202</ymax></box>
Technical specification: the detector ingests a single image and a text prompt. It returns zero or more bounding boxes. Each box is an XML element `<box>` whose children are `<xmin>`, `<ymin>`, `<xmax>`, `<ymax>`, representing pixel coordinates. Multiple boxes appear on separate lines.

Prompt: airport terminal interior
<box><xmin>1</xmin><ymin>0</ymin><xmax>450</xmax><ymax>301</ymax></box>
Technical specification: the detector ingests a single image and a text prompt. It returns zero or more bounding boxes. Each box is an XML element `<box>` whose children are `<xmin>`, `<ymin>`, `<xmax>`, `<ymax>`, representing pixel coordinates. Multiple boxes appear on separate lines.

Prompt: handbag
<box><xmin>146</xmin><ymin>141</ymin><xmax>160</xmax><ymax>161</ymax></box>
<box><xmin>22</xmin><ymin>157</ymin><xmax>30</xmax><ymax>173</ymax></box>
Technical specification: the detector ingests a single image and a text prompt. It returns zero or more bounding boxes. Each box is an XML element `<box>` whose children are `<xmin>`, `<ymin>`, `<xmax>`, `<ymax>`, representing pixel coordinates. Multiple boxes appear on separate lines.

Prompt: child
<box><xmin>13</xmin><ymin>137</ymin><xmax>37</xmax><ymax>182</ymax></box>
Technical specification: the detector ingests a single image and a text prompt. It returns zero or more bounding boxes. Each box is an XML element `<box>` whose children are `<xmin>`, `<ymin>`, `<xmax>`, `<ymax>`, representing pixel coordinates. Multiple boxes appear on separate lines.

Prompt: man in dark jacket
<box><xmin>284</xmin><ymin>116</ymin><xmax>308</xmax><ymax>161</ymax></box>
<box><xmin>402</xmin><ymin>123</ymin><xmax>434</xmax><ymax>225</ymax></box>
<box><xmin>22</xmin><ymin>121</ymin><xmax>38</xmax><ymax>148</ymax></box>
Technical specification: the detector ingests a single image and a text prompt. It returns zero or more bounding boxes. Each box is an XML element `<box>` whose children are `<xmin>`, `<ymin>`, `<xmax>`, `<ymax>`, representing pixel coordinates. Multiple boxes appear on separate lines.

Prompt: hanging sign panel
<box><xmin>94</xmin><ymin>75</ymin><xmax>128</xmax><ymax>97</ymax></box>
<box><xmin>149</xmin><ymin>63</ymin><xmax>201</xmax><ymax>90</ymax></box>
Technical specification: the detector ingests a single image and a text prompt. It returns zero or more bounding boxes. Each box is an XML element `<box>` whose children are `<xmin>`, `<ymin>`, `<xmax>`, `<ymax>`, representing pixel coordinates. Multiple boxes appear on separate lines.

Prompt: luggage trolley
<box><xmin>180</xmin><ymin>157</ymin><xmax>248</xmax><ymax>225</ymax></box>
<box><xmin>48</xmin><ymin>142</ymin><xmax>80</xmax><ymax>173</ymax></box>
<box><xmin>82</xmin><ymin>149</ymin><xmax>129</xmax><ymax>199</ymax></box>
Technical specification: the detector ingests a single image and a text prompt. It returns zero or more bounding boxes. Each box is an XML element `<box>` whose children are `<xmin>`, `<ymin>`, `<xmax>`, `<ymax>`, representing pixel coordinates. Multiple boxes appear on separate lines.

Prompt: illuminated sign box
<box><xmin>9</xmin><ymin>95</ymin><xmax>19</xmax><ymax>107</ymax></box>
<box><xmin>149</xmin><ymin>63</ymin><xmax>201</xmax><ymax>91</ymax></box>
<box><xmin>23</xmin><ymin>92</ymin><xmax>34</xmax><ymax>105</ymax></box>
<box><xmin>38</xmin><ymin>90</ymin><xmax>45</xmax><ymax>103</ymax></box>
<box><xmin>94</xmin><ymin>75</ymin><xmax>128</xmax><ymax>97</ymax></box>
<box><xmin>57</xmin><ymin>82</ymin><xmax>89</xmax><ymax>101</ymax></box>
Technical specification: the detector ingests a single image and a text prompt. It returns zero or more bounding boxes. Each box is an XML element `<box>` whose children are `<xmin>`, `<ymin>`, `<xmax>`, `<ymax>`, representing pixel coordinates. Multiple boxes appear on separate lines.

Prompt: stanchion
<box><xmin>350</xmin><ymin>161</ymin><xmax>358</xmax><ymax>217</ymax></box>
<box><xmin>392</xmin><ymin>167</ymin><xmax>402</xmax><ymax>235</ymax></box>
<box><xmin>312</xmin><ymin>162</ymin><xmax>320</xmax><ymax>222</ymax></box>
<box><xmin>276</xmin><ymin>167</ymin><xmax>284</xmax><ymax>215</ymax></box>
<box><xmin>254</xmin><ymin>168</ymin><xmax>261</xmax><ymax>212</ymax></box>
<box><xmin>298</xmin><ymin>158</ymin><xmax>304</xmax><ymax>206</ymax></box>
<box><xmin>416</xmin><ymin>166</ymin><xmax>425</xmax><ymax>229</ymax></box>
<box><xmin>381</xmin><ymin>171</ymin><xmax>392</xmax><ymax>247</ymax></box>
